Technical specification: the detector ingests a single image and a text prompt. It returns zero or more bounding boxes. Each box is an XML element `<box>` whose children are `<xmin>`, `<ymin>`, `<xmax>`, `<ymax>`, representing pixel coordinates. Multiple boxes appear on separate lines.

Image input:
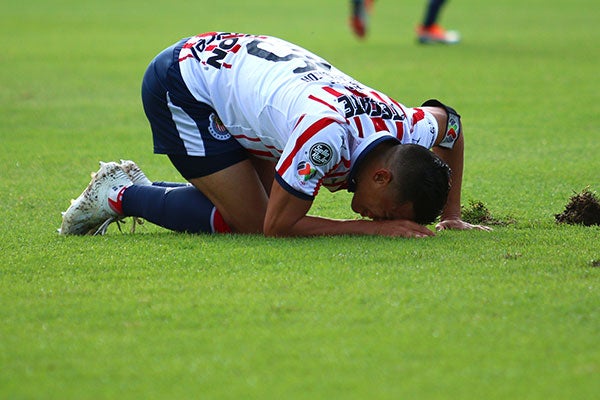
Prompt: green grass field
<box><xmin>1</xmin><ymin>0</ymin><xmax>599</xmax><ymax>398</ymax></box>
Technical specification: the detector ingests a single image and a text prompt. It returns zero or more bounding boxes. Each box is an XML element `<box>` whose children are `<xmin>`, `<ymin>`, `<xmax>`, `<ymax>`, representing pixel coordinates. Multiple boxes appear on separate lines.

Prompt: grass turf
<box><xmin>1</xmin><ymin>0</ymin><xmax>599</xmax><ymax>398</ymax></box>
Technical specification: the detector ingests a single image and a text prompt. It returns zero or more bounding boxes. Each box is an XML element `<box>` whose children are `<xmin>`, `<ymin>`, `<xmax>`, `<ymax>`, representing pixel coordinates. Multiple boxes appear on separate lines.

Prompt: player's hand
<box><xmin>375</xmin><ymin>219</ymin><xmax>436</xmax><ymax>238</ymax></box>
<box><xmin>435</xmin><ymin>218</ymin><xmax>492</xmax><ymax>232</ymax></box>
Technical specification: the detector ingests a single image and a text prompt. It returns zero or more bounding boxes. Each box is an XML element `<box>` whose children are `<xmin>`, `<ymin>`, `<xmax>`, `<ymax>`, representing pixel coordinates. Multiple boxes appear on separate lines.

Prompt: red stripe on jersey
<box><xmin>223</xmin><ymin>63</ymin><xmax>232</xmax><ymax>69</ymax></box>
<box><xmin>308</xmin><ymin>95</ymin><xmax>338</xmax><ymax>112</ymax></box>
<box><xmin>206</xmin><ymin>44</ymin><xmax>217</xmax><ymax>51</ymax></box>
<box><xmin>353</xmin><ymin>116</ymin><xmax>364</xmax><ymax>138</ymax></box>
<box><xmin>232</xmin><ymin>134</ymin><xmax>261</xmax><ymax>142</ymax></box>
<box><xmin>233</xmin><ymin>135</ymin><xmax>282</xmax><ymax>154</ymax></box>
<box><xmin>198</xmin><ymin>32</ymin><xmax>218</xmax><ymax>38</ymax></box>
<box><xmin>313</xmin><ymin>157</ymin><xmax>351</xmax><ymax>195</ymax></box>
<box><xmin>178</xmin><ymin>54</ymin><xmax>195</xmax><ymax>62</ymax></box>
<box><xmin>312</xmin><ymin>180</ymin><xmax>323</xmax><ymax>197</ymax></box>
<box><xmin>323</xmin><ymin>159</ymin><xmax>350</xmax><ymax>178</ymax></box>
<box><xmin>277</xmin><ymin>118</ymin><xmax>337</xmax><ymax>175</ymax></box>
<box><xmin>293</xmin><ymin>114</ymin><xmax>306</xmax><ymax>131</ymax></box>
<box><xmin>390</xmin><ymin>98</ymin><xmax>408</xmax><ymax>119</ymax></box>
<box><xmin>230</xmin><ymin>43</ymin><xmax>242</xmax><ymax>53</ymax></box>
<box><xmin>369</xmin><ymin>91</ymin><xmax>385</xmax><ymax>102</ymax></box>
<box><xmin>395</xmin><ymin>121</ymin><xmax>404</xmax><ymax>140</ymax></box>
<box><xmin>222</xmin><ymin>33</ymin><xmax>244</xmax><ymax>39</ymax></box>
<box><xmin>322</xmin><ymin>86</ymin><xmax>343</xmax><ymax>97</ymax></box>
<box><xmin>371</xmin><ymin>117</ymin><xmax>388</xmax><ymax>133</ymax></box>
<box><xmin>412</xmin><ymin>108</ymin><xmax>425</xmax><ymax>124</ymax></box>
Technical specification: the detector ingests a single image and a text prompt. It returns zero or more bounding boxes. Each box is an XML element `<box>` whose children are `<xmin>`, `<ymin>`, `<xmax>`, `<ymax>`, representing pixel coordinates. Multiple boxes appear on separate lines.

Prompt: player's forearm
<box><xmin>276</xmin><ymin>215</ymin><xmax>377</xmax><ymax>237</ymax></box>
<box><xmin>433</xmin><ymin>132</ymin><xmax>464</xmax><ymax>221</ymax></box>
<box><xmin>264</xmin><ymin>215</ymin><xmax>434</xmax><ymax>238</ymax></box>
<box><xmin>263</xmin><ymin>177</ymin><xmax>434</xmax><ymax>238</ymax></box>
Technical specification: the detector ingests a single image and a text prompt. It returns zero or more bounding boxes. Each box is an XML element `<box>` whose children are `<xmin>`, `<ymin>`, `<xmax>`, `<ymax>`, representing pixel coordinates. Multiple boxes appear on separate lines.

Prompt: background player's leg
<box><xmin>422</xmin><ymin>0</ymin><xmax>445</xmax><ymax>28</ymax></box>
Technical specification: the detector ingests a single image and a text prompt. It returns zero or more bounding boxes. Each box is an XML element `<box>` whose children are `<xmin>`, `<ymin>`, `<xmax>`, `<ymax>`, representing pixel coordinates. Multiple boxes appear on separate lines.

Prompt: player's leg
<box><xmin>138</xmin><ymin>38</ymin><xmax>268</xmax><ymax>234</ymax></box>
<box><xmin>59</xmin><ymin>40</ymin><xmax>239</xmax><ymax>236</ymax></box>
<box><xmin>61</xmin><ymin>38</ymin><xmax>270</xmax><ymax>236</ymax></box>
<box><xmin>249</xmin><ymin>156</ymin><xmax>276</xmax><ymax>195</ymax></box>
<box><xmin>349</xmin><ymin>0</ymin><xmax>375</xmax><ymax>38</ymax></box>
<box><xmin>121</xmin><ymin>184</ymin><xmax>231</xmax><ymax>233</ymax></box>
<box><xmin>121</xmin><ymin>156</ymin><xmax>269</xmax><ymax>234</ymax></box>
<box><xmin>422</xmin><ymin>0</ymin><xmax>445</xmax><ymax>28</ymax></box>
<box><xmin>185</xmin><ymin>158</ymin><xmax>269</xmax><ymax>234</ymax></box>
<box><xmin>119</xmin><ymin>159</ymin><xmax>230</xmax><ymax>233</ymax></box>
<box><xmin>416</xmin><ymin>0</ymin><xmax>460</xmax><ymax>44</ymax></box>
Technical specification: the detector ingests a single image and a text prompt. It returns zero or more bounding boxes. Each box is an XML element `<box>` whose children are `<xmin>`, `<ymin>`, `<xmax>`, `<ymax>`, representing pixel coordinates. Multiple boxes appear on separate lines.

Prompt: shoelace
<box><xmin>93</xmin><ymin>217</ymin><xmax>144</xmax><ymax>236</ymax></box>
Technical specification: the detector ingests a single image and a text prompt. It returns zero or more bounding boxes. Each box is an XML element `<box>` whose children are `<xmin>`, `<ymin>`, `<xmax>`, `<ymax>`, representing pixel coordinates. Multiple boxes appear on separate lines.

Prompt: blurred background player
<box><xmin>349</xmin><ymin>0</ymin><xmax>460</xmax><ymax>44</ymax></box>
<box><xmin>349</xmin><ymin>0</ymin><xmax>374</xmax><ymax>38</ymax></box>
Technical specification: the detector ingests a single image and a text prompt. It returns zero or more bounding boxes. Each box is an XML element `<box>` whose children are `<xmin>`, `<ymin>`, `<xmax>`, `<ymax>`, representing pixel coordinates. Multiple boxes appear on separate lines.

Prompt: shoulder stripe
<box><xmin>322</xmin><ymin>86</ymin><xmax>344</xmax><ymax>97</ymax></box>
<box><xmin>277</xmin><ymin>117</ymin><xmax>338</xmax><ymax>175</ymax></box>
<box><xmin>308</xmin><ymin>94</ymin><xmax>338</xmax><ymax>112</ymax></box>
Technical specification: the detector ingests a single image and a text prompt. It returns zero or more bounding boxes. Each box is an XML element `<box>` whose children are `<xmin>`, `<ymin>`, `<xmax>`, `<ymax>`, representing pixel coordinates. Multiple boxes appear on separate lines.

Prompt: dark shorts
<box><xmin>141</xmin><ymin>38</ymin><xmax>247</xmax><ymax>179</ymax></box>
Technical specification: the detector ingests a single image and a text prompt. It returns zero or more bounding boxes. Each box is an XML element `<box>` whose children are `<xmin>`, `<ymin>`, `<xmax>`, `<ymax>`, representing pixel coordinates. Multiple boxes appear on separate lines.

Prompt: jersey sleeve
<box><xmin>274</xmin><ymin>117</ymin><xmax>348</xmax><ymax>200</ymax></box>
<box><xmin>400</xmin><ymin>107</ymin><xmax>439</xmax><ymax>149</ymax></box>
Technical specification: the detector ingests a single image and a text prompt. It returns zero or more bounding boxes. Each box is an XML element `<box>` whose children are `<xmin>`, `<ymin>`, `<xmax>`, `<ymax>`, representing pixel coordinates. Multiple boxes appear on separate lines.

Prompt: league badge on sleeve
<box><xmin>297</xmin><ymin>161</ymin><xmax>316</xmax><ymax>182</ymax></box>
<box><xmin>438</xmin><ymin>114</ymin><xmax>460</xmax><ymax>149</ymax></box>
<box><xmin>309</xmin><ymin>142</ymin><xmax>333</xmax><ymax>166</ymax></box>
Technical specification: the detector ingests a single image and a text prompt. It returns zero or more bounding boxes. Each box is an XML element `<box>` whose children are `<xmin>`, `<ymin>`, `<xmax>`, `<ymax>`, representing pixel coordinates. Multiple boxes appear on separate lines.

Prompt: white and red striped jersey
<box><xmin>178</xmin><ymin>32</ymin><xmax>438</xmax><ymax>200</ymax></box>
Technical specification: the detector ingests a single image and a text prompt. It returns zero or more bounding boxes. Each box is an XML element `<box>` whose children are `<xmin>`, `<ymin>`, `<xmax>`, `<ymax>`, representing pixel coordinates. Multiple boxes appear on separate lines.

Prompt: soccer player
<box><xmin>60</xmin><ymin>32</ymin><xmax>487</xmax><ymax>237</ymax></box>
<box><xmin>349</xmin><ymin>0</ymin><xmax>460</xmax><ymax>44</ymax></box>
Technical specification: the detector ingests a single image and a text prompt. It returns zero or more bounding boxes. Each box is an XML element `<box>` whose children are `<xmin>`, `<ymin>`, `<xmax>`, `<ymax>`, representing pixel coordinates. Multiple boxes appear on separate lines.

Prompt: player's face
<box><xmin>351</xmin><ymin>184</ymin><xmax>415</xmax><ymax>221</ymax></box>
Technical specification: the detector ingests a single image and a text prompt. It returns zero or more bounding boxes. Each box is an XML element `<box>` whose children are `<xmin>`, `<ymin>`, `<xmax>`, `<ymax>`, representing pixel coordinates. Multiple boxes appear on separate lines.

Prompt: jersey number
<box><xmin>245</xmin><ymin>39</ymin><xmax>331</xmax><ymax>74</ymax></box>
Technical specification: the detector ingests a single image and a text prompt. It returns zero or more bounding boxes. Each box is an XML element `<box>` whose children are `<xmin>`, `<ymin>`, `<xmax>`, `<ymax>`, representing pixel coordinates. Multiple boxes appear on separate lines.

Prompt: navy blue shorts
<box><xmin>141</xmin><ymin>38</ymin><xmax>247</xmax><ymax>179</ymax></box>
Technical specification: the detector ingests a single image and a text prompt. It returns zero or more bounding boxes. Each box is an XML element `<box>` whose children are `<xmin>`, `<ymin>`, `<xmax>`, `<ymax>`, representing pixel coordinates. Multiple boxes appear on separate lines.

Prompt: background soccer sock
<box><xmin>121</xmin><ymin>185</ymin><xmax>230</xmax><ymax>233</ymax></box>
<box><xmin>423</xmin><ymin>0</ymin><xmax>445</xmax><ymax>27</ymax></box>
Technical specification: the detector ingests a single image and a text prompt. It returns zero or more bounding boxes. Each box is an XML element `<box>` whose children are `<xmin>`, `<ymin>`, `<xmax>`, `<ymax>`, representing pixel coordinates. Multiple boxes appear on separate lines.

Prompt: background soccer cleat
<box><xmin>416</xmin><ymin>24</ymin><xmax>460</xmax><ymax>44</ymax></box>
<box><xmin>59</xmin><ymin>162</ymin><xmax>133</xmax><ymax>235</ymax></box>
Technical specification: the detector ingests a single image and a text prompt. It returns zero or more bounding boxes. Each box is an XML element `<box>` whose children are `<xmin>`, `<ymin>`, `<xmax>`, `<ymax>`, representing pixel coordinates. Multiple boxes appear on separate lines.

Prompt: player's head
<box><xmin>389</xmin><ymin>144</ymin><xmax>451</xmax><ymax>224</ymax></box>
<box><xmin>351</xmin><ymin>144</ymin><xmax>450</xmax><ymax>224</ymax></box>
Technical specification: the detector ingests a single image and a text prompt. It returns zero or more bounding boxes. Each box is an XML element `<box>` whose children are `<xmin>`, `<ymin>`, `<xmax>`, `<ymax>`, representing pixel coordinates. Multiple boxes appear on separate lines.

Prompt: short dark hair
<box><xmin>389</xmin><ymin>144</ymin><xmax>451</xmax><ymax>224</ymax></box>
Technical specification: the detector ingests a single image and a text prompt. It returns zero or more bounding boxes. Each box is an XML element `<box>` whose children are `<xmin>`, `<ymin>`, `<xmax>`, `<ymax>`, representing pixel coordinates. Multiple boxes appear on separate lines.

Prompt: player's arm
<box><xmin>263</xmin><ymin>180</ymin><xmax>435</xmax><ymax>237</ymax></box>
<box><xmin>431</xmin><ymin>129</ymin><xmax>468</xmax><ymax>227</ymax></box>
<box><xmin>423</xmin><ymin>102</ymin><xmax>491</xmax><ymax>231</ymax></box>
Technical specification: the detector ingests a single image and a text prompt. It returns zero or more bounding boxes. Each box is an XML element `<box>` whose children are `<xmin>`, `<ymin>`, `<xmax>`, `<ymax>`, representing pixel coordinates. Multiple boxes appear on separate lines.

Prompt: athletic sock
<box><xmin>121</xmin><ymin>185</ymin><xmax>231</xmax><ymax>233</ymax></box>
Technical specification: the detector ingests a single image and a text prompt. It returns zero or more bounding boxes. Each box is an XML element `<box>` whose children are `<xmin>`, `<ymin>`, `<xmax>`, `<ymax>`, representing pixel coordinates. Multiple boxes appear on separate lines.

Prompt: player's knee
<box><xmin>231</xmin><ymin>216</ymin><xmax>265</xmax><ymax>234</ymax></box>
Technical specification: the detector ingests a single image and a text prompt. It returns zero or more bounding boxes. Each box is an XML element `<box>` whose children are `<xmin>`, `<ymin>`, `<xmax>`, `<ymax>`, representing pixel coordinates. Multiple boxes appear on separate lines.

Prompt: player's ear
<box><xmin>373</xmin><ymin>168</ymin><xmax>392</xmax><ymax>186</ymax></box>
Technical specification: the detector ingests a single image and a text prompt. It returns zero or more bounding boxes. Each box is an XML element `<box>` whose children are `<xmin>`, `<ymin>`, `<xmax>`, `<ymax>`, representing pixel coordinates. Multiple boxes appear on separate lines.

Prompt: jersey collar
<box><xmin>347</xmin><ymin>132</ymin><xmax>400</xmax><ymax>192</ymax></box>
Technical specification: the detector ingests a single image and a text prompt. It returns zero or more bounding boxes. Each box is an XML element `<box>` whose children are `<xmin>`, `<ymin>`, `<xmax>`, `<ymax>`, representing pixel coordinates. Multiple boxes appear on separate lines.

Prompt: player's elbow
<box><xmin>263</xmin><ymin>222</ymin><xmax>283</xmax><ymax>237</ymax></box>
<box><xmin>263</xmin><ymin>218</ymin><xmax>292</xmax><ymax>237</ymax></box>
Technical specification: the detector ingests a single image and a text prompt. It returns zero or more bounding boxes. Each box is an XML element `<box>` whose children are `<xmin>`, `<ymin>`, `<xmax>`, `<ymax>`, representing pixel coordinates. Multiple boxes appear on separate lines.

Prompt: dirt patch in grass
<box><xmin>555</xmin><ymin>188</ymin><xmax>600</xmax><ymax>226</ymax></box>
<box><xmin>461</xmin><ymin>200</ymin><xmax>515</xmax><ymax>226</ymax></box>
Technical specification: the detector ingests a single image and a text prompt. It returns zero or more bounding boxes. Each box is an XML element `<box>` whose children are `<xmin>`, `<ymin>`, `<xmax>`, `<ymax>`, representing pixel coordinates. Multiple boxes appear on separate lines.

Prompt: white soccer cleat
<box><xmin>120</xmin><ymin>159</ymin><xmax>152</xmax><ymax>186</ymax></box>
<box><xmin>59</xmin><ymin>161</ymin><xmax>133</xmax><ymax>235</ymax></box>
